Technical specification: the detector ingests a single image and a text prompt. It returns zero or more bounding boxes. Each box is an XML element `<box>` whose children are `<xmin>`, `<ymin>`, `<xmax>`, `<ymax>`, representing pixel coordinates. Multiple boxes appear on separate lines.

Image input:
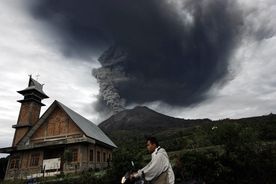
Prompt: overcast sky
<box><xmin>1</xmin><ymin>0</ymin><xmax>276</xmax><ymax>157</ymax></box>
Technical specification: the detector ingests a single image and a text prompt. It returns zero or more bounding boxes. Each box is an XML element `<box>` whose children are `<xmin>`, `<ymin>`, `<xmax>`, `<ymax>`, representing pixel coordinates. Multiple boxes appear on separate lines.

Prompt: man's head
<box><xmin>146</xmin><ymin>137</ymin><xmax>159</xmax><ymax>153</ymax></box>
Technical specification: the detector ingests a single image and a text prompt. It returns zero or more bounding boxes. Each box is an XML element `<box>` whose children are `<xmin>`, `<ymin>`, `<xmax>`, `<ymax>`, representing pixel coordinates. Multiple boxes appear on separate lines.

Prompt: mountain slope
<box><xmin>99</xmin><ymin>106</ymin><xmax>211</xmax><ymax>133</ymax></box>
<box><xmin>98</xmin><ymin>106</ymin><xmax>276</xmax><ymax>154</ymax></box>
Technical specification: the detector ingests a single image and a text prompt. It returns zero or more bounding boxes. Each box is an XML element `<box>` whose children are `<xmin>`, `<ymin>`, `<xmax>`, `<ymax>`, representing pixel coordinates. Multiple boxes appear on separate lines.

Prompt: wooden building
<box><xmin>0</xmin><ymin>76</ymin><xmax>117</xmax><ymax>180</ymax></box>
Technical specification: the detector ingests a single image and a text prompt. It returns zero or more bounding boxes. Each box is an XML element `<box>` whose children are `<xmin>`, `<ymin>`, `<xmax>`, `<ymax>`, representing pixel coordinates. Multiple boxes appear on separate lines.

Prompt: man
<box><xmin>132</xmin><ymin>137</ymin><xmax>175</xmax><ymax>184</ymax></box>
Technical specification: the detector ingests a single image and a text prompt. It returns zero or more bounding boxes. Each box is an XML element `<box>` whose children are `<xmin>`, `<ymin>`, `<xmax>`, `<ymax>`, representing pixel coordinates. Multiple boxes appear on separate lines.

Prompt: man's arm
<box><xmin>136</xmin><ymin>153</ymin><xmax>168</xmax><ymax>181</ymax></box>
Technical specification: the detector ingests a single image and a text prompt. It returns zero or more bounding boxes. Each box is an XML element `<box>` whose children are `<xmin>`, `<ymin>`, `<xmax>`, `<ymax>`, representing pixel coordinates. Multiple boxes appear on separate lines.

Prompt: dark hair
<box><xmin>146</xmin><ymin>136</ymin><xmax>159</xmax><ymax>147</ymax></box>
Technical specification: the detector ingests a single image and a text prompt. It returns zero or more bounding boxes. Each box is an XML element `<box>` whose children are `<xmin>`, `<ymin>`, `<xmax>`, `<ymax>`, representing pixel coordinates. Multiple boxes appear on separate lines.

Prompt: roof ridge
<box><xmin>56</xmin><ymin>101</ymin><xmax>117</xmax><ymax>148</ymax></box>
<box><xmin>56</xmin><ymin>100</ymin><xmax>92</xmax><ymax>123</ymax></box>
<box><xmin>18</xmin><ymin>100</ymin><xmax>116</xmax><ymax>148</ymax></box>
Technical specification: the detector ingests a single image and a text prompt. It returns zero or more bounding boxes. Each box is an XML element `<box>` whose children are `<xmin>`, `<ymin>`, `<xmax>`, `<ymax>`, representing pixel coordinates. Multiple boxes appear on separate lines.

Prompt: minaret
<box><xmin>12</xmin><ymin>75</ymin><xmax>49</xmax><ymax>146</ymax></box>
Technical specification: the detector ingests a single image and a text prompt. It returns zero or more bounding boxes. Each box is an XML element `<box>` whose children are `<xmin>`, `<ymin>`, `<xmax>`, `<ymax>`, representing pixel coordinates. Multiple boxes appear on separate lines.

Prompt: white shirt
<box><xmin>137</xmin><ymin>146</ymin><xmax>175</xmax><ymax>184</ymax></box>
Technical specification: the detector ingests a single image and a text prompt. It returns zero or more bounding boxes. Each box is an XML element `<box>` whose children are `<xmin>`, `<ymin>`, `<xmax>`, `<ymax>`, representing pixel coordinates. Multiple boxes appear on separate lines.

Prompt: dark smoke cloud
<box><xmin>27</xmin><ymin>0</ymin><xmax>243</xmax><ymax>112</ymax></box>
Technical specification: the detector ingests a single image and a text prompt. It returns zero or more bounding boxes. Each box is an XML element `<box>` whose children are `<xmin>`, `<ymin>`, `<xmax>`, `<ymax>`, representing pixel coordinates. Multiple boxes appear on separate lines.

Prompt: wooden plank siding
<box><xmin>31</xmin><ymin>107</ymin><xmax>83</xmax><ymax>143</ymax></box>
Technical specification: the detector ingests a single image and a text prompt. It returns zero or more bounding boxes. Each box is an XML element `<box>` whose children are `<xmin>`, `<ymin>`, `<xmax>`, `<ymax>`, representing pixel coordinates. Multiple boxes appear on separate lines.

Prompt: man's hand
<box><xmin>130</xmin><ymin>172</ymin><xmax>139</xmax><ymax>180</ymax></box>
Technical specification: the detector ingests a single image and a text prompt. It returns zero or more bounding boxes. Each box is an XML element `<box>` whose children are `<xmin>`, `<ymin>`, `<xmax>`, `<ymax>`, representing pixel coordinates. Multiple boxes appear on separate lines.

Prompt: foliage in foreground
<box><xmin>2</xmin><ymin>119</ymin><xmax>276</xmax><ymax>184</ymax></box>
<box><xmin>174</xmin><ymin>122</ymin><xmax>276</xmax><ymax>183</ymax></box>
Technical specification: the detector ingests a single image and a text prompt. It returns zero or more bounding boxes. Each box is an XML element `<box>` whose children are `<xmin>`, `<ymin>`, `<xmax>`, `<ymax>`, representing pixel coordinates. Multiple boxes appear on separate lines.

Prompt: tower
<box><xmin>12</xmin><ymin>75</ymin><xmax>49</xmax><ymax>146</ymax></box>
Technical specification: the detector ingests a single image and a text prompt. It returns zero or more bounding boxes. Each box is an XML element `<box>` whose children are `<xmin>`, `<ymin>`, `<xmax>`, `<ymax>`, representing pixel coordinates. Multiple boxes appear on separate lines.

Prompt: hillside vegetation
<box><xmin>2</xmin><ymin>108</ymin><xmax>276</xmax><ymax>184</ymax></box>
<box><xmin>101</xmin><ymin>110</ymin><xmax>276</xmax><ymax>184</ymax></box>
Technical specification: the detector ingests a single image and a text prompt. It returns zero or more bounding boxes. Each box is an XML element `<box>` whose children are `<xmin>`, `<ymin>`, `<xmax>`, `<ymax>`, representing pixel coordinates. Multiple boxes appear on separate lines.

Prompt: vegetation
<box><xmin>0</xmin><ymin>157</ymin><xmax>8</xmax><ymax>181</ymax></box>
<box><xmin>1</xmin><ymin>114</ymin><xmax>276</xmax><ymax>183</ymax></box>
<box><xmin>174</xmin><ymin>122</ymin><xmax>276</xmax><ymax>183</ymax></box>
<box><xmin>107</xmin><ymin>116</ymin><xmax>276</xmax><ymax>184</ymax></box>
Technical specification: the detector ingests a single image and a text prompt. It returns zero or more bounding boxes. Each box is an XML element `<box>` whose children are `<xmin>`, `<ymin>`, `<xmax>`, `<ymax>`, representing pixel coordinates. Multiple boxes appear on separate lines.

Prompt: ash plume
<box><xmin>27</xmin><ymin>0</ymin><xmax>243</xmax><ymax>113</ymax></box>
<box><xmin>92</xmin><ymin>46</ymin><xmax>127</xmax><ymax>113</ymax></box>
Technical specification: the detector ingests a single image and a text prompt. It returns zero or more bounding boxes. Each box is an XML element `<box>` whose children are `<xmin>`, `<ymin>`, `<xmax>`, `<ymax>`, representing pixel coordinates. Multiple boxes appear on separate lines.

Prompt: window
<box><xmin>97</xmin><ymin>151</ymin><xmax>100</xmax><ymax>162</ymax></box>
<box><xmin>10</xmin><ymin>157</ymin><xmax>20</xmax><ymax>169</ymax></box>
<box><xmin>30</xmin><ymin>153</ymin><xmax>40</xmax><ymax>167</ymax></box>
<box><xmin>72</xmin><ymin>149</ymin><xmax>78</xmax><ymax>162</ymax></box>
<box><xmin>89</xmin><ymin>150</ymin><xmax>94</xmax><ymax>162</ymax></box>
<box><xmin>103</xmin><ymin>152</ymin><xmax>106</xmax><ymax>162</ymax></box>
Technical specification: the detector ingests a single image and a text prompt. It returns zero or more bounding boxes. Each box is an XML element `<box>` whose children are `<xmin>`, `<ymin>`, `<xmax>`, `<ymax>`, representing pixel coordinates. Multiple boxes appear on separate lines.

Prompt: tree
<box><xmin>0</xmin><ymin>156</ymin><xmax>8</xmax><ymax>180</ymax></box>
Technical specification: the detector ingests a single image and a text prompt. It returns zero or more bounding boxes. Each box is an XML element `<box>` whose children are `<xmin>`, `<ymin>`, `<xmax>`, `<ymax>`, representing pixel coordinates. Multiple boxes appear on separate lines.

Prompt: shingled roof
<box><xmin>19</xmin><ymin>100</ymin><xmax>117</xmax><ymax>148</ymax></box>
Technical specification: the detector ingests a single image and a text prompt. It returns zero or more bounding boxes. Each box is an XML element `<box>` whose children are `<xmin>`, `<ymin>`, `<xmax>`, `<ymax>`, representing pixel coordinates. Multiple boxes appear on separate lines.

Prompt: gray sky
<box><xmin>1</xmin><ymin>0</ymin><xmax>276</xmax><ymax>158</ymax></box>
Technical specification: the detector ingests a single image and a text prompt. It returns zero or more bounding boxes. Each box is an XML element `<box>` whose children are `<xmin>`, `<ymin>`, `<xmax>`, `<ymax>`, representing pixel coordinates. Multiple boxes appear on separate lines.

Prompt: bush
<box><xmin>175</xmin><ymin>122</ymin><xmax>276</xmax><ymax>183</ymax></box>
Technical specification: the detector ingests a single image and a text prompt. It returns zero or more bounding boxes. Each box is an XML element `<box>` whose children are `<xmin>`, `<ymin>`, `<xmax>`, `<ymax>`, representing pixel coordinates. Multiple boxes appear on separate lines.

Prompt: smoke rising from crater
<box><xmin>27</xmin><ymin>0</ymin><xmax>243</xmax><ymax>113</ymax></box>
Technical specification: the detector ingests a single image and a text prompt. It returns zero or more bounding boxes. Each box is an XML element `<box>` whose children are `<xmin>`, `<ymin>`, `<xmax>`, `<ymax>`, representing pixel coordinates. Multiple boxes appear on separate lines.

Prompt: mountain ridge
<box><xmin>99</xmin><ymin>106</ymin><xmax>276</xmax><ymax>134</ymax></box>
<box><xmin>98</xmin><ymin>106</ymin><xmax>212</xmax><ymax>133</ymax></box>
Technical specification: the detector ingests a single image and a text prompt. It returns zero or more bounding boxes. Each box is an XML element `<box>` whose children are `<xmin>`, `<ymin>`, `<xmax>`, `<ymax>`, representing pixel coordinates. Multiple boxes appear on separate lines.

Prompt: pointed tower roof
<box><xmin>17</xmin><ymin>75</ymin><xmax>48</xmax><ymax>98</ymax></box>
<box><xmin>17</xmin><ymin>75</ymin><xmax>49</xmax><ymax>106</ymax></box>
